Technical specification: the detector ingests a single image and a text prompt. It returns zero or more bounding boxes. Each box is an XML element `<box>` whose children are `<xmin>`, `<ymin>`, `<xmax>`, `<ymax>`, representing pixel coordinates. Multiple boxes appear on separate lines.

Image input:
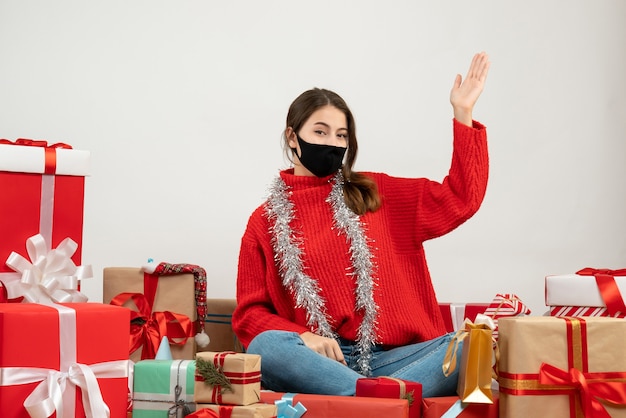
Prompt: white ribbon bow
<box><xmin>0</xmin><ymin>360</ymin><xmax>130</xmax><ymax>418</ymax></box>
<box><xmin>4</xmin><ymin>234</ymin><xmax>91</xmax><ymax>303</ymax></box>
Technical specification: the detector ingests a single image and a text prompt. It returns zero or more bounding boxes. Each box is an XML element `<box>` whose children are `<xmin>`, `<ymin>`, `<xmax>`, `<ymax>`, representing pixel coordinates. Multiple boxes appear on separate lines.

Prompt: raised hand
<box><xmin>450</xmin><ymin>52</ymin><xmax>491</xmax><ymax>126</ymax></box>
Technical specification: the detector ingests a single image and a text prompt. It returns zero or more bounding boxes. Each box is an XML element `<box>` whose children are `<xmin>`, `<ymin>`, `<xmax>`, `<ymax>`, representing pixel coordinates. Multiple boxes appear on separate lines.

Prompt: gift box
<box><xmin>103</xmin><ymin>265</ymin><xmax>198</xmax><ymax>361</ymax></box>
<box><xmin>260</xmin><ymin>391</ymin><xmax>409</xmax><ymax>418</ymax></box>
<box><xmin>132</xmin><ymin>359</ymin><xmax>196</xmax><ymax>418</ymax></box>
<box><xmin>482</xmin><ymin>293</ymin><xmax>530</xmax><ymax>340</ymax></box>
<box><xmin>0</xmin><ymin>302</ymin><xmax>131</xmax><ymax>418</ymax></box>
<box><xmin>549</xmin><ymin>305</ymin><xmax>626</xmax><ymax>318</ymax></box>
<box><xmin>439</xmin><ymin>303</ymin><xmax>490</xmax><ymax>333</ymax></box>
<box><xmin>195</xmin><ymin>403</ymin><xmax>277</xmax><ymax>418</ymax></box>
<box><xmin>356</xmin><ymin>377</ymin><xmax>421</xmax><ymax>418</ymax></box>
<box><xmin>194</xmin><ymin>351</ymin><xmax>261</xmax><ymax>406</ymax></box>
<box><xmin>0</xmin><ymin>139</ymin><xmax>89</xmax><ymax>294</ymax></box>
<box><xmin>200</xmin><ymin>298</ymin><xmax>244</xmax><ymax>353</ymax></box>
<box><xmin>422</xmin><ymin>393</ymin><xmax>499</xmax><ymax>418</ymax></box>
<box><xmin>498</xmin><ymin>316</ymin><xmax>626</xmax><ymax>417</ymax></box>
<box><xmin>545</xmin><ymin>268</ymin><xmax>626</xmax><ymax>317</ymax></box>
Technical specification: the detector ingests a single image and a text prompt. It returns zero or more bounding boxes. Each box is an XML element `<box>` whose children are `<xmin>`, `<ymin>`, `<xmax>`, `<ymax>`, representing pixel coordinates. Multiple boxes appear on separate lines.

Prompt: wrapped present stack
<box><xmin>546</xmin><ymin>267</ymin><xmax>626</xmax><ymax>318</ymax></box>
<box><xmin>0</xmin><ymin>138</ymin><xmax>135</xmax><ymax>417</ymax></box>
<box><xmin>103</xmin><ymin>262</ymin><xmax>209</xmax><ymax>362</ymax></box>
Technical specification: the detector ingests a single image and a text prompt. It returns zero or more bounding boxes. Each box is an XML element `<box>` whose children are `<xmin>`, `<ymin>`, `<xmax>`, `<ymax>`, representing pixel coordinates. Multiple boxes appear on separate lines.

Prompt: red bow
<box><xmin>0</xmin><ymin>138</ymin><xmax>72</xmax><ymax>149</ymax></box>
<box><xmin>0</xmin><ymin>138</ymin><xmax>73</xmax><ymax>174</ymax></box>
<box><xmin>577</xmin><ymin>268</ymin><xmax>626</xmax><ymax>315</ymax></box>
<box><xmin>539</xmin><ymin>362</ymin><xmax>626</xmax><ymax>418</ymax></box>
<box><xmin>110</xmin><ymin>292</ymin><xmax>193</xmax><ymax>359</ymax></box>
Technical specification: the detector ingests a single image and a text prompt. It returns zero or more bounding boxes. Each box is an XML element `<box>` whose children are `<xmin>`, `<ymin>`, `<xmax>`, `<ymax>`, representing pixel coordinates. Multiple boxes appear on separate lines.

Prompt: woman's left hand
<box><xmin>450</xmin><ymin>52</ymin><xmax>491</xmax><ymax>126</ymax></box>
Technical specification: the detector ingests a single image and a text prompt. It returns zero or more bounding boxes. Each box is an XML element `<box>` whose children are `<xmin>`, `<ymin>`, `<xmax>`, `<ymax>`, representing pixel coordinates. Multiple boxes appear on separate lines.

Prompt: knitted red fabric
<box><xmin>233</xmin><ymin>119</ymin><xmax>488</xmax><ymax>349</ymax></box>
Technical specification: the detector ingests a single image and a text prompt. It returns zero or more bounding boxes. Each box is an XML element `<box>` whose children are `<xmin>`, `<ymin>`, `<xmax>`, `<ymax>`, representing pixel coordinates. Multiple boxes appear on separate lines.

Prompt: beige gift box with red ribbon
<box><xmin>194</xmin><ymin>351</ymin><xmax>261</xmax><ymax>406</ymax></box>
<box><xmin>498</xmin><ymin>316</ymin><xmax>626</xmax><ymax>417</ymax></box>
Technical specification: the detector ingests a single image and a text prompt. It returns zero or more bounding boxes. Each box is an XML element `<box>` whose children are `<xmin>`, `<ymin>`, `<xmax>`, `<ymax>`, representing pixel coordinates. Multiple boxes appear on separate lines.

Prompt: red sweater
<box><xmin>233</xmin><ymin>119</ymin><xmax>488</xmax><ymax>348</ymax></box>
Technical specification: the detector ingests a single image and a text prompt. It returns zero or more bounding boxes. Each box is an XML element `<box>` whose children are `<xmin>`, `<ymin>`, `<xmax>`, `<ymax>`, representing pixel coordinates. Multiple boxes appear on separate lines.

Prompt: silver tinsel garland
<box><xmin>265</xmin><ymin>172</ymin><xmax>379</xmax><ymax>376</ymax></box>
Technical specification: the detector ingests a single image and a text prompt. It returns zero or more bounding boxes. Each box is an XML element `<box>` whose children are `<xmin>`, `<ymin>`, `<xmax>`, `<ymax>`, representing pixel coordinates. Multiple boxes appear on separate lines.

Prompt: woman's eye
<box><xmin>314</xmin><ymin>130</ymin><xmax>326</xmax><ymax>135</ymax></box>
<box><xmin>338</xmin><ymin>134</ymin><xmax>348</xmax><ymax>139</ymax></box>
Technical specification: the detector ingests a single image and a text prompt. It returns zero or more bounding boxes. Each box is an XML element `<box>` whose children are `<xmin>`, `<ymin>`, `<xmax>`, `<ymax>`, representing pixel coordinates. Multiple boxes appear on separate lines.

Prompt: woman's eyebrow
<box><xmin>313</xmin><ymin>121</ymin><xmax>348</xmax><ymax>131</ymax></box>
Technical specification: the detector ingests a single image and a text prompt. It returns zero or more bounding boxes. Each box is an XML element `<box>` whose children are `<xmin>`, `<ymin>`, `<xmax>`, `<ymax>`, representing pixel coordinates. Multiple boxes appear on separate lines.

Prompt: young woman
<box><xmin>232</xmin><ymin>52</ymin><xmax>490</xmax><ymax>397</ymax></box>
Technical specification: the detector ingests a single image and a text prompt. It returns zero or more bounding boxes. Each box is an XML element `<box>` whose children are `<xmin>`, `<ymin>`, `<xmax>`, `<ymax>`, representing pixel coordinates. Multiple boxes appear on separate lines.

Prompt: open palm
<box><xmin>450</xmin><ymin>52</ymin><xmax>490</xmax><ymax>123</ymax></box>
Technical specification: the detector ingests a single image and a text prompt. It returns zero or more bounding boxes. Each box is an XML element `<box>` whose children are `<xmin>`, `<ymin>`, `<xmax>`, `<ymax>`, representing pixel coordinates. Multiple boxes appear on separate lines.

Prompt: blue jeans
<box><xmin>246</xmin><ymin>330</ymin><xmax>460</xmax><ymax>397</ymax></box>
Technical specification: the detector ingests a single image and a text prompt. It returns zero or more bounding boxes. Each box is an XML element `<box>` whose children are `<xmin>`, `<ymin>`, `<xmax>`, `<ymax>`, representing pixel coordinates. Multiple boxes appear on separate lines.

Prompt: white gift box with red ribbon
<box><xmin>545</xmin><ymin>268</ymin><xmax>626</xmax><ymax>314</ymax></box>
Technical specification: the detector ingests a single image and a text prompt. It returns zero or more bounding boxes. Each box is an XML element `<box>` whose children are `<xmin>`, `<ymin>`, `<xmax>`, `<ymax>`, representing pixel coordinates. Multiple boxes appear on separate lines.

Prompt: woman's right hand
<box><xmin>300</xmin><ymin>331</ymin><xmax>347</xmax><ymax>365</ymax></box>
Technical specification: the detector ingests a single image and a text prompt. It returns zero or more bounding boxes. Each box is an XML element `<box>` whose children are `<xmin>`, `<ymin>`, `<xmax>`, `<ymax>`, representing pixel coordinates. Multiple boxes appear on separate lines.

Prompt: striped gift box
<box><xmin>483</xmin><ymin>294</ymin><xmax>531</xmax><ymax>339</ymax></box>
<box><xmin>549</xmin><ymin>305</ymin><xmax>626</xmax><ymax>318</ymax></box>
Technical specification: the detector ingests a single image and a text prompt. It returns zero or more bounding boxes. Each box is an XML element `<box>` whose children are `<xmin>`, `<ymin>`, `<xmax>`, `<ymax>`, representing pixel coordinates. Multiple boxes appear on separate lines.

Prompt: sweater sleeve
<box><xmin>232</xmin><ymin>208</ymin><xmax>309</xmax><ymax>348</ymax></box>
<box><xmin>381</xmin><ymin>119</ymin><xmax>488</xmax><ymax>246</ymax></box>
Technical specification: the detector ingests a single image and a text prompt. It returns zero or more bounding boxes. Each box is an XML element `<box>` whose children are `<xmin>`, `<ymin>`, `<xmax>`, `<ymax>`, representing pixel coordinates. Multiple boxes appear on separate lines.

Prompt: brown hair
<box><xmin>284</xmin><ymin>88</ymin><xmax>381</xmax><ymax>215</ymax></box>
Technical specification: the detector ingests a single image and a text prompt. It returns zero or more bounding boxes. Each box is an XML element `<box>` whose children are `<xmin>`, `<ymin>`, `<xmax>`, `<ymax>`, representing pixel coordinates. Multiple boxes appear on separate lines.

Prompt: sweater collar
<box><xmin>279</xmin><ymin>168</ymin><xmax>335</xmax><ymax>189</ymax></box>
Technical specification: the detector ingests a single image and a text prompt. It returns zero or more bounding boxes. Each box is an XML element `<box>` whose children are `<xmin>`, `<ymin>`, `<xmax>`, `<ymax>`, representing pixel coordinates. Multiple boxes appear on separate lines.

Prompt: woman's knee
<box><xmin>247</xmin><ymin>330</ymin><xmax>301</xmax><ymax>359</ymax></box>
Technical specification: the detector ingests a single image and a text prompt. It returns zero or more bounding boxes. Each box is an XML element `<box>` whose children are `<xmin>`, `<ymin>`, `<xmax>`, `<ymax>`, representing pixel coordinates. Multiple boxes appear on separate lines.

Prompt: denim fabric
<box><xmin>246</xmin><ymin>330</ymin><xmax>461</xmax><ymax>397</ymax></box>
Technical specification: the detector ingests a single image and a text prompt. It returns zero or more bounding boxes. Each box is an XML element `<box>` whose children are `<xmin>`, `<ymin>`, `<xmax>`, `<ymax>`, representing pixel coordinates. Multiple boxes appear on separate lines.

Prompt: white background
<box><xmin>1</xmin><ymin>1</ymin><xmax>625</xmax><ymax>316</ymax></box>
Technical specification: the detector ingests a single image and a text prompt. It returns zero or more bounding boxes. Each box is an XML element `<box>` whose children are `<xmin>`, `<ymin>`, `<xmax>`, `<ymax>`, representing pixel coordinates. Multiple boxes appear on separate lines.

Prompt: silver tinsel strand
<box><xmin>265</xmin><ymin>177</ymin><xmax>336</xmax><ymax>339</ymax></box>
<box><xmin>327</xmin><ymin>172</ymin><xmax>379</xmax><ymax>376</ymax></box>
<box><xmin>265</xmin><ymin>172</ymin><xmax>379</xmax><ymax>376</ymax></box>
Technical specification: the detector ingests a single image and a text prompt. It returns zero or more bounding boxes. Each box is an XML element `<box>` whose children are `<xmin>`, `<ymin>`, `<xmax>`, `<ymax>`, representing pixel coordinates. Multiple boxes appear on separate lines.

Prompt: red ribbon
<box><xmin>109</xmin><ymin>292</ymin><xmax>193</xmax><ymax>359</ymax></box>
<box><xmin>185</xmin><ymin>409</ymin><xmax>219</xmax><ymax>418</ymax></box>
<box><xmin>0</xmin><ymin>138</ymin><xmax>72</xmax><ymax>174</ymax></box>
<box><xmin>577</xmin><ymin>268</ymin><xmax>626</xmax><ymax>315</ymax></box>
<box><xmin>539</xmin><ymin>363</ymin><xmax>626</xmax><ymax>418</ymax></box>
<box><xmin>0</xmin><ymin>281</ymin><xmax>24</xmax><ymax>303</ymax></box>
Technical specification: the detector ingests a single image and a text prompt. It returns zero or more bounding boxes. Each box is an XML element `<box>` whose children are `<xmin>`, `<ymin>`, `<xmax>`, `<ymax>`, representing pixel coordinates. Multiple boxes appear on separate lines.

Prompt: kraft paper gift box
<box><xmin>0</xmin><ymin>303</ymin><xmax>131</xmax><ymax>418</ymax></box>
<box><xmin>355</xmin><ymin>376</ymin><xmax>421</xmax><ymax>418</ymax></box>
<box><xmin>194</xmin><ymin>351</ymin><xmax>261</xmax><ymax>406</ymax></box>
<box><xmin>546</xmin><ymin>268</ymin><xmax>626</xmax><ymax>318</ymax></box>
<box><xmin>260</xmin><ymin>391</ymin><xmax>409</xmax><ymax>418</ymax></box>
<box><xmin>195</xmin><ymin>403</ymin><xmax>277</xmax><ymax>418</ymax></box>
<box><xmin>0</xmin><ymin>139</ymin><xmax>89</xmax><ymax>296</ymax></box>
<box><xmin>421</xmin><ymin>394</ymin><xmax>499</xmax><ymax>418</ymax></box>
<box><xmin>103</xmin><ymin>266</ymin><xmax>197</xmax><ymax>361</ymax></box>
<box><xmin>199</xmin><ymin>298</ymin><xmax>244</xmax><ymax>353</ymax></box>
<box><xmin>132</xmin><ymin>359</ymin><xmax>196</xmax><ymax>418</ymax></box>
<box><xmin>498</xmin><ymin>316</ymin><xmax>626</xmax><ymax>418</ymax></box>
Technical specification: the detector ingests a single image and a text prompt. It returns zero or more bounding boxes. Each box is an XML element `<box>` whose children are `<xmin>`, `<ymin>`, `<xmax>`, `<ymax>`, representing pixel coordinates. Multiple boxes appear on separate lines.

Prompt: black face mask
<box><xmin>292</xmin><ymin>135</ymin><xmax>347</xmax><ymax>177</ymax></box>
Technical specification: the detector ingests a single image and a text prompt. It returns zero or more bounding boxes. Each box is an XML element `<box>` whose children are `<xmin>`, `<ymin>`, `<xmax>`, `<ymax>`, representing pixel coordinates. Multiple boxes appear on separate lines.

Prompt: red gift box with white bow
<box><xmin>0</xmin><ymin>139</ymin><xmax>89</xmax><ymax>298</ymax></box>
<box><xmin>0</xmin><ymin>303</ymin><xmax>131</xmax><ymax>417</ymax></box>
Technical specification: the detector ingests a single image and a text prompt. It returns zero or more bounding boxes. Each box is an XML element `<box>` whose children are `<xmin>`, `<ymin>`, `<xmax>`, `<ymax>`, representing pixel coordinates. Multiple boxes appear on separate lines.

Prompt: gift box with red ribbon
<box><xmin>422</xmin><ymin>394</ymin><xmax>499</xmax><ymax>418</ymax></box>
<box><xmin>355</xmin><ymin>377</ymin><xmax>421</xmax><ymax>418</ymax></box>
<box><xmin>439</xmin><ymin>294</ymin><xmax>530</xmax><ymax>340</ymax></box>
<box><xmin>103</xmin><ymin>264</ymin><xmax>202</xmax><ymax>361</ymax></box>
<box><xmin>546</xmin><ymin>268</ymin><xmax>626</xmax><ymax>318</ymax></box>
<box><xmin>439</xmin><ymin>303</ymin><xmax>491</xmax><ymax>333</ymax></box>
<box><xmin>194</xmin><ymin>351</ymin><xmax>262</xmax><ymax>406</ymax></box>
<box><xmin>0</xmin><ymin>302</ymin><xmax>131</xmax><ymax>418</ymax></box>
<box><xmin>260</xmin><ymin>391</ymin><xmax>409</xmax><ymax>418</ymax></box>
<box><xmin>194</xmin><ymin>403</ymin><xmax>277</xmax><ymax>418</ymax></box>
<box><xmin>498</xmin><ymin>316</ymin><xmax>626</xmax><ymax>417</ymax></box>
<box><xmin>0</xmin><ymin>139</ymin><xmax>89</xmax><ymax>296</ymax></box>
